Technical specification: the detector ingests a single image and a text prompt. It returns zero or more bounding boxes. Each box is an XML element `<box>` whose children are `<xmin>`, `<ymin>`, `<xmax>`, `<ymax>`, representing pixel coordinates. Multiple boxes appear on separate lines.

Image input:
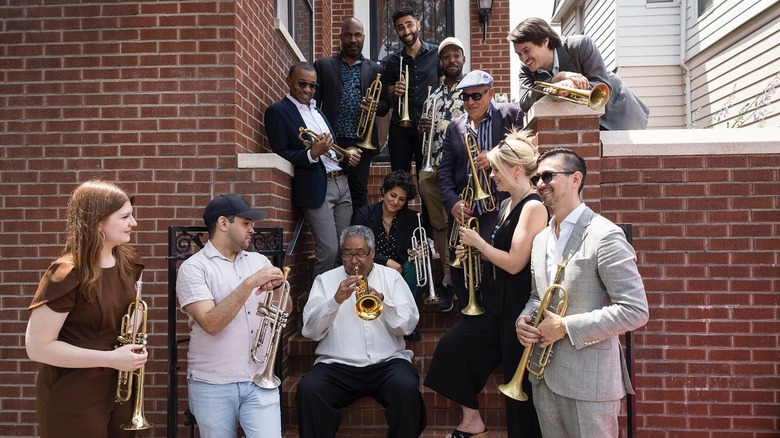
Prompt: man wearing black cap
<box><xmin>176</xmin><ymin>194</ymin><xmax>288</xmax><ymax>438</ymax></box>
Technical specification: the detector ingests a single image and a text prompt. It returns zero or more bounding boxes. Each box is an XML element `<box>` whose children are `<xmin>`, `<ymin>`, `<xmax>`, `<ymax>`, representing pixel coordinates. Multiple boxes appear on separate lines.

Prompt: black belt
<box><xmin>326</xmin><ymin>170</ymin><xmax>344</xmax><ymax>179</ymax></box>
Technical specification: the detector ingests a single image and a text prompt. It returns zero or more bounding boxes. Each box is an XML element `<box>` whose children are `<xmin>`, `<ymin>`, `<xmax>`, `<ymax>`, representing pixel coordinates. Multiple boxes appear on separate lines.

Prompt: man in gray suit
<box><xmin>516</xmin><ymin>147</ymin><xmax>649</xmax><ymax>437</ymax></box>
<box><xmin>509</xmin><ymin>17</ymin><xmax>650</xmax><ymax>130</ymax></box>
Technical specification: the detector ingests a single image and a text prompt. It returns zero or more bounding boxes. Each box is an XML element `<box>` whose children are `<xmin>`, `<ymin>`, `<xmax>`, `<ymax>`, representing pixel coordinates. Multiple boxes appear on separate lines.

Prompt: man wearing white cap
<box><xmin>416</xmin><ymin>36</ymin><xmax>466</xmax><ymax>310</ymax></box>
<box><xmin>437</xmin><ymin>70</ymin><xmax>523</xmax><ymax>311</ymax></box>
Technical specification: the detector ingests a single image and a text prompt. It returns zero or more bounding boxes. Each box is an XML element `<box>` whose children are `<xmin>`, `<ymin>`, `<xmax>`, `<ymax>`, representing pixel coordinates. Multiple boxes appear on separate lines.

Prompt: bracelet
<box><xmin>559</xmin><ymin>320</ymin><xmax>567</xmax><ymax>335</ymax></box>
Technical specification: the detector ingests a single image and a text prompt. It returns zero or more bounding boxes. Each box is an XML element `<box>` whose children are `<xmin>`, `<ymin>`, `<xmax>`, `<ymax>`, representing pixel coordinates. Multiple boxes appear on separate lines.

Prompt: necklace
<box><xmin>382</xmin><ymin>217</ymin><xmax>393</xmax><ymax>229</ymax></box>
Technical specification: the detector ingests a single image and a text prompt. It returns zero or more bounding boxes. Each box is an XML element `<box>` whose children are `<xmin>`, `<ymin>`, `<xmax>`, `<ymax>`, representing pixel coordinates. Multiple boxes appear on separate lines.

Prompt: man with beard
<box><xmin>382</xmin><ymin>6</ymin><xmax>440</xmax><ymax>173</ymax></box>
<box><xmin>295</xmin><ymin>225</ymin><xmax>426</xmax><ymax>437</ymax></box>
<box><xmin>516</xmin><ymin>148</ymin><xmax>649</xmax><ymax>437</ymax></box>
<box><xmin>266</xmin><ymin>62</ymin><xmax>360</xmax><ymax>279</ymax></box>
<box><xmin>314</xmin><ymin>17</ymin><xmax>389</xmax><ymax>213</ymax></box>
<box><xmin>416</xmin><ymin>37</ymin><xmax>466</xmax><ymax>309</ymax></box>
<box><xmin>176</xmin><ymin>194</ymin><xmax>287</xmax><ymax>437</ymax></box>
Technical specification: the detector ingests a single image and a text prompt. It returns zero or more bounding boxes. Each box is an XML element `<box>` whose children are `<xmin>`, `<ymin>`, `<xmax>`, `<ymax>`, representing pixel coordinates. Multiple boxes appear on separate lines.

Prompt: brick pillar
<box><xmin>525</xmin><ymin>97</ymin><xmax>604</xmax><ymax>212</ymax></box>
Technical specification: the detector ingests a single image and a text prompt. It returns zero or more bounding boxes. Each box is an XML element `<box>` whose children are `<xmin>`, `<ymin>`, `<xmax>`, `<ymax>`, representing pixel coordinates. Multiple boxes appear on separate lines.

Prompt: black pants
<box><xmin>424</xmin><ymin>311</ymin><xmax>541</xmax><ymax>438</ymax></box>
<box><xmin>387</xmin><ymin>124</ymin><xmax>422</xmax><ymax>173</ymax></box>
<box><xmin>339</xmin><ymin>137</ymin><xmax>375</xmax><ymax>213</ymax></box>
<box><xmin>296</xmin><ymin>359</ymin><xmax>426</xmax><ymax>438</ymax></box>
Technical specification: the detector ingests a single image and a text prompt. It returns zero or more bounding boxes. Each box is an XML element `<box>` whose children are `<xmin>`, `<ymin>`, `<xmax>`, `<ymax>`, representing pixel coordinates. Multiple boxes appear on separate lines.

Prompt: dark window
<box><xmin>370</xmin><ymin>0</ymin><xmax>453</xmax><ymax>63</ymax></box>
<box><xmin>698</xmin><ymin>0</ymin><xmax>714</xmax><ymax>15</ymax></box>
<box><xmin>277</xmin><ymin>0</ymin><xmax>313</xmax><ymax>60</ymax></box>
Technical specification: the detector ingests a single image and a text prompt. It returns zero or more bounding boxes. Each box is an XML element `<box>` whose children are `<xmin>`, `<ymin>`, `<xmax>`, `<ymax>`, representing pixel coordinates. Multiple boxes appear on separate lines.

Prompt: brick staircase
<box><xmin>281</xmin><ymin>260</ymin><xmax>510</xmax><ymax>436</ymax></box>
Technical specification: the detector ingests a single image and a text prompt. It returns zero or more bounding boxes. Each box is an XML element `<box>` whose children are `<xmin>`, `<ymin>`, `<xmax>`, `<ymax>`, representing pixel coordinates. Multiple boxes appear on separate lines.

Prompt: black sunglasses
<box><xmin>498</xmin><ymin>140</ymin><xmax>522</xmax><ymax>161</ymax></box>
<box><xmin>461</xmin><ymin>90</ymin><xmax>488</xmax><ymax>102</ymax></box>
<box><xmin>531</xmin><ymin>171</ymin><xmax>575</xmax><ymax>185</ymax></box>
<box><xmin>297</xmin><ymin>80</ymin><xmax>318</xmax><ymax>90</ymax></box>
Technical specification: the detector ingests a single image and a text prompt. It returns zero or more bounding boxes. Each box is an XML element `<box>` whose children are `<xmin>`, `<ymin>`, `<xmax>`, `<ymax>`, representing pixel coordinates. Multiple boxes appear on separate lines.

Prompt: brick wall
<box><xmin>469</xmin><ymin>0</ymin><xmax>512</xmax><ymax>95</ymax></box>
<box><xmin>2</xmin><ymin>1</ymin><xmax>779</xmax><ymax>437</ymax></box>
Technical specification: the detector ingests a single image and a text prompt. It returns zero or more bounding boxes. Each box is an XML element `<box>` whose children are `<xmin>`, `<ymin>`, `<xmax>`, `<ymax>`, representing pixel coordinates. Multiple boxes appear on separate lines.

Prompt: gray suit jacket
<box><xmin>522</xmin><ymin>206</ymin><xmax>649</xmax><ymax>402</ymax></box>
<box><xmin>518</xmin><ymin>35</ymin><xmax>650</xmax><ymax>130</ymax></box>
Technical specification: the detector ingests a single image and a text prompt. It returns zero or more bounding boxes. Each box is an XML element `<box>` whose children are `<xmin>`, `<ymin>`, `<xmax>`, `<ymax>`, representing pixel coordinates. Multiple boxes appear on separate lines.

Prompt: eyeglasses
<box><xmin>530</xmin><ymin>171</ymin><xmax>576</xmax><ymax>185</ymax></box>
<box><xmin>460</xmin><ymin>89</ymin><xmax>489</xmax><ymax>102</ymax></box>
<box><xmin>297</xmin><ymin>80</ymin><xmax>318</xmax><ymax>90</ymax></box>
<box><xmin>341</xmin><ymin>252</ymin><xmax>370</xmax><ymax>261</ymax></box>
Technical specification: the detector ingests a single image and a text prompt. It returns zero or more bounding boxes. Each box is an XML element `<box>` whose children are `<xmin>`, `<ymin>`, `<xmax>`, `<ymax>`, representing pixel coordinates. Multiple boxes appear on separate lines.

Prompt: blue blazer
<box><xmin>265</xmin><ymin>97</ymin><xmax>337</xmax><ymax>209</ymax></box>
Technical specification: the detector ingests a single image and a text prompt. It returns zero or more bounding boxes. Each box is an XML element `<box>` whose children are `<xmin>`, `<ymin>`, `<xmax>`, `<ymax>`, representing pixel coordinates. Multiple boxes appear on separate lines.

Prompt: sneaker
<box><xmin>434</xmin><ymin>295</ymin><xmax>453</xmax><ymax>313</ymax></box>
<box><xmin>404</xmin><ymin>330</ymin><xmax>421</xmax><ymax>342</ymax></box>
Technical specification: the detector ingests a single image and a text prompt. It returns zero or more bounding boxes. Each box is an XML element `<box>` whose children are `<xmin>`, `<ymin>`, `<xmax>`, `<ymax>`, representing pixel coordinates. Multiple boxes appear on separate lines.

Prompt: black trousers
<box><xmin>339</xmin><ymin>137</ymin><xmax>375</xmax><ymax>213</ymax></box>
<box><xmin>387</xmin><ymin>124</ymin><xmax>422</xmax><ymax>173</ymax></box>
<box><xmin>296</xmin><ymin>359</ymin><xmax>426</xmax><ymax>438</ymax></box>
<box><xmin>423</xmin><ymin>310</ymin><xmax>541</xmax><ymax>438</ymax></box>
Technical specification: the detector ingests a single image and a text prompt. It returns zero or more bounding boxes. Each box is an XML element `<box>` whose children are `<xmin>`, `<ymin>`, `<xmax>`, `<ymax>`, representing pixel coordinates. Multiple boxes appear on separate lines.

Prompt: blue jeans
<box><xmin>187</xmin><ymin>378</ymin><xmax>281</xmax><ymax>438</ymax></box>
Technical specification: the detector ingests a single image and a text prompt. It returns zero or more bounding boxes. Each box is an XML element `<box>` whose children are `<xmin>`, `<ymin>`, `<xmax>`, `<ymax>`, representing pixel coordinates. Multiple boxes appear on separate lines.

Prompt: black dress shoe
<box><xmin>404</xmin><ymin>330</ymin><xmax>421</xmax><ymax>342</ymax></box>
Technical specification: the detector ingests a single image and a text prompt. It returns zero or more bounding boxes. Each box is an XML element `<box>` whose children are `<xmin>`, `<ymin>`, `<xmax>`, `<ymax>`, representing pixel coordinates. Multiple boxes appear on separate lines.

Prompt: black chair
<box><xmin>166</xmin><ymin>226</ymin><xmax>285</xmax><ymax>438</ymax></box>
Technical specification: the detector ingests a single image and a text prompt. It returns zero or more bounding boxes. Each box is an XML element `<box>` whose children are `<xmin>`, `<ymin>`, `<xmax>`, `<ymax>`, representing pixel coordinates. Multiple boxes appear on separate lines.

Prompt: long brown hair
<box><xmin>64</xmin><ymin>180</ymin><xmax>137</xmax><ymax>302</ymax></box>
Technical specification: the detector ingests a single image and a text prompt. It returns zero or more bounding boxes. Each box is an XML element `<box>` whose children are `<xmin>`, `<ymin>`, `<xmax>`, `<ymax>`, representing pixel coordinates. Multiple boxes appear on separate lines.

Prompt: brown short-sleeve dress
<box><xmin>29</xmin><ymin>257</ymin><xmax>143</xmax><ymax>438</ymax></box>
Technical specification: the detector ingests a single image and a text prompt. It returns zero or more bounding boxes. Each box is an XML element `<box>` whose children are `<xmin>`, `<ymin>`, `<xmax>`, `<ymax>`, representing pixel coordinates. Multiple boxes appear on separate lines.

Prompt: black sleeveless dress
<box><xmin>424</xmin><ymin>195</ymin><xmax>542</xmax><ymax>438</ymax></box>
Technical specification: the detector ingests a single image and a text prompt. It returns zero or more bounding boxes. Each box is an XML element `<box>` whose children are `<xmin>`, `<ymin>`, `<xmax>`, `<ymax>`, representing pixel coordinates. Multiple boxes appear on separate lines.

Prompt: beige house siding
<box><xmin>621</xmin><ymin>65</ymin><xmax>686</xmax><ymax>129</ymax></box>
<box><xmin>616</xmin><ymin>0</ymin><xmax>682</xmax><ymax>67</ymax></box>
<box><xmin>688</xmin><ymin>11</ymin><xmax>780</xmax><ymax>128</ymax></box>
<box><xmin>686</xmin><ymin>0</ymin><xmax>778</xmax><ymax>58</ymax></box>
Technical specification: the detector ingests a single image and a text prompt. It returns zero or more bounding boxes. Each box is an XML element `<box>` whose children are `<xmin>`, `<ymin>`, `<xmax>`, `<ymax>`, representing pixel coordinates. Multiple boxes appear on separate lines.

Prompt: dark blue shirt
<box><xmin>334</xmin><ymin>57</ymin><xmax>363</xmax><ymax>139</ymax></box>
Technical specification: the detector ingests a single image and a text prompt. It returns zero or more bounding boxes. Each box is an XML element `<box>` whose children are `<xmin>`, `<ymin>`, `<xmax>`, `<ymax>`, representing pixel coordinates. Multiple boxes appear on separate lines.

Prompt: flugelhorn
<box><xmin>115</xmin><ymin>277</ymin><xmax>153</xmax><ymax>431</ymax></box>
<box><xmin>420</xmin><ymin>86</ymin><xmax>438</xmax><ymax>173</ymax></box>
<box><xmin>298</xmin><ymin>127</ymin><xmax>360</xmax><ymax>164</ymax></box>
<box><xmin>460</xmin><ymin>217</ymin><xmax>485</xmax><ymax>316</ymax></box>
<box><xmin>354</xmin><ymin>266</ymin><xmax>383</xmax><ymax>320</ymax></box>
<box><xmin>355</xmin><ymin>73</ymin><xmax>382</xmax><ymax>150</ymax></box>
<box><xmin>523</xmin><ymin>80</ymin><xmax>610</xmax><ymax>110</ymax></box>
<box><xmin>499</xmin><ymin>262</ymin><xmax>568</xmax><ymax>401</ymax></box>
<box><xmin>397</xmin><ymin>58</ymin><xmax>414</xmax><ymax>127</ymax></box>
<box><xmin>464</xmin><ymin>132</ymin><xmax>496</xmax><ymax>212</ymax></box>
<box><xmin>411</xmin><ymin>212</ymin><xmax>441</xmax><ymax>305</ymax></box>
<box><xmin>251</xmin><ymin>266</ymin><xmax>292</xmax><ymax>389</ymax></box>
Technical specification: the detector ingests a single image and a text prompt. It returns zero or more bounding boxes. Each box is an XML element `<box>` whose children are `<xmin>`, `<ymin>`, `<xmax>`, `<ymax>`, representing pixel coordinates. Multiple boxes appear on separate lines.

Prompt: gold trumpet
<box><xmin>499</xmin><ymin>262</ymin><xmax>569</xmax><ymax>401</ymax></box>
<box><xmin>464</xmin><ymin>132</ymin><xmax>496</xmax><ymax>212</ymax></box>
<box><xmin>355</xmin><ymin>73</ymin><xmax>382</xmax><ymax>150</ymax></box>
<box><xmin>397</xmin><ymin>59</ymin><xmax>414</xmax><ymax>127</ymax></box>
<box><xmin>298</xmin><ymin>127</ymin><xmax>360</xmax><ymax>164</ymax></box>
<box><xmin>354</xmin><ymin>266</ymin><xmax>383</xmax><ymax>321</ymax></box>
<box><xmin>251</xmin><ymin>267</ymin><xmax>292</xmax><ymax>389</ymax></box>
<box><xmin>460</xmin><ymin>217</ymin><xmax>485</xmax><ymax>316</ymax></box>
<box><xmin>523</xmin><ymin>81</ymin><xmax>611</xmax><ymax>111</ymax></box>
<box><xmin>115</xmin><ymin>278</ymin><xmax>153</xmax><ymax>431</ymax></box>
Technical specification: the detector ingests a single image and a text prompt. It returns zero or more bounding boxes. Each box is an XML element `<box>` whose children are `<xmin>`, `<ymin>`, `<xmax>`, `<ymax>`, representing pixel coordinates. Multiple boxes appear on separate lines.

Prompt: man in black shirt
<box><xmin>382</xmin><ymin>6</ymin><xmax>440</xmax><ymax>173</ymax></box>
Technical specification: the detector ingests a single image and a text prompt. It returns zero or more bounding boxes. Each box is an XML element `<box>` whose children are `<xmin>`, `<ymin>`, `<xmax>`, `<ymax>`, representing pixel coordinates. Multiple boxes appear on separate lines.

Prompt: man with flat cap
<box><xmin>176</xmin><ymin>194</ymin><xmax>289</xmax><ymax>438</ymax></box>
<box><xmin>437</xmin><ymin>70</ymin><xmax>524</xmax><ymax>310</ymax></box>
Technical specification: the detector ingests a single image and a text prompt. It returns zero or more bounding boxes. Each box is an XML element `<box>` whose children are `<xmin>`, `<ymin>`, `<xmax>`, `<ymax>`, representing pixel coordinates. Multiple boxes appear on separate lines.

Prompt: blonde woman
<box><xmin>424</xmin><ymin>130</ymin><xmax>548</xmax><ymax>438</ymax></box>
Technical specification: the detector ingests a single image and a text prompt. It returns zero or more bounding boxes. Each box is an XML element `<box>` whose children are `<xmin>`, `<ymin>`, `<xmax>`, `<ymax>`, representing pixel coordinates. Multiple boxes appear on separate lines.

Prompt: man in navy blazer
<box><xmin>314</xmin><ymin>17</ymin><xmax>389</xmax><ymax>213</ymax></box>
<box><xmin>437</xmin><ymin>70</ymin><xmax>524</xmax><ymax>311</ymax></box>
<box><xmin>509</xmin><ymin>17</ymin><xmax>649</xmax><ymax>131</ymax></box>
<box><xmin>265</xmin><ymin>62</ymin><xmax>359</xmax><ymax>278</ymax></box>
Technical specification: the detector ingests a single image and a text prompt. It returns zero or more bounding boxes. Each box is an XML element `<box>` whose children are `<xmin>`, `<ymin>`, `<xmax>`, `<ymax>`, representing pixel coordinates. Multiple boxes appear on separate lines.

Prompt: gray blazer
<box><xmin>522</xmin><ymin>206</ymin><xmax>649</xmax><ymax>402</ymax></box>
<box><xmin>518</xmin><ymin>35</ymin><xmax>650</xmax><ymax>130</ymax></box>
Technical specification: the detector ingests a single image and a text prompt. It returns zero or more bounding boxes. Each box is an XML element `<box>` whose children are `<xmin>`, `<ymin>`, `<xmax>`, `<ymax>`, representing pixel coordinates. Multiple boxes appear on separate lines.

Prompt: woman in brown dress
<box><xmin>25</xmin><ymin>180</ymin><xmax>146</xmax><ymax>438</ymax></box>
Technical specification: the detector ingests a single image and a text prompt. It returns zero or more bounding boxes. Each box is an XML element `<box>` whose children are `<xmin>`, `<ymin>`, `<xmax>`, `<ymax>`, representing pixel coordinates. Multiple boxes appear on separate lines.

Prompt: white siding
<box><xmin>685</xmin><ymin>0</ymin><xmax>779</xmax><ymax>59</ymax></box>
<box><xmin>584</xmin><ymin>0</ymin><xmax>616</xmax><ymax>70</ymax></box>
<box><xmin>689</xmin><ymin>12</ymin><xmax>780</xmax><ymax>128</ymax></box>
<box><xmin>616</xmin><ymin>0</ymin><xmax>682</xmax><ymax>67</ymax></box>
<box><xmin>621</xmin><ymin>65</ymin><xmax>686</xmax><ymax>128</ymax></box>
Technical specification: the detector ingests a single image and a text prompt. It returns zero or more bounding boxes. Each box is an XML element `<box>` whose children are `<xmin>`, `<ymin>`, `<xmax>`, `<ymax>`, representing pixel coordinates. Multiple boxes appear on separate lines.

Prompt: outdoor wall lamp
<box><xmin>476</xmin><ymin>0</ymin><xmax>494</xmax><ymax>43</ymax></box>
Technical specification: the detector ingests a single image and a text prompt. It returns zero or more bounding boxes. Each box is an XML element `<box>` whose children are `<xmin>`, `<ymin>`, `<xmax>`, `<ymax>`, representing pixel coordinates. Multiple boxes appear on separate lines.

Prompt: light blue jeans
<box><xmin>187</xmin><ymin>379</ymin><xmax>281</xmax><ymax>438</ymax></box>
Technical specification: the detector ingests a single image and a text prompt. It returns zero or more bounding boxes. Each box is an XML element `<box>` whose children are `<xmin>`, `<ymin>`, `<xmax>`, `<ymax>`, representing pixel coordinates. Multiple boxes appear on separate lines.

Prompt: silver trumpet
<box><xmin>411</xmin><ymin>212</ymin><xmax>441</xmax><ymax>305</ymax></box>
<box><xmin>251</xmin><ymin>266</ymin><xmax>291</xmax><ymax>389</ymax></box>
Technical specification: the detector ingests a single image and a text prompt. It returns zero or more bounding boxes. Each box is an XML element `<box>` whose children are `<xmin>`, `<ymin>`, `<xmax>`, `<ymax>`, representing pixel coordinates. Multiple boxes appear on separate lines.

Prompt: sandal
<box><xmin>448</xmin><ymin>429</ymin><xmax>488</xmax><ymax>438</ymax></box>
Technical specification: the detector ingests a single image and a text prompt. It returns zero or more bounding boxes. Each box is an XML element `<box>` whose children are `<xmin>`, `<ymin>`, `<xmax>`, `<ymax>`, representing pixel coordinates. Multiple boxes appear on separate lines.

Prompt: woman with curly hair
<box><xmin>351</xmin><ymin>170</ymin><xmax>423</xmax><ymax>341</ymax></box>
<box><xmin>25</xmin><ymin>180</ymin><xmax>146</xmax><ymax>438</ymax></box>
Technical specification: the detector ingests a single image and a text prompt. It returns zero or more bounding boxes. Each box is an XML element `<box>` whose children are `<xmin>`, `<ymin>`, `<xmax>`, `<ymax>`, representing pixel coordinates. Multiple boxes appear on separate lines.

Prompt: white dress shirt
<box><xmin>302</xmin><ymin>264</ymin><xmax>419</xmax><ymax>367</ymax></box>
<box><xmin>285</xmin><ymin>94</ymin><xmax>341</xmax><ymax>173</ymax></box>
